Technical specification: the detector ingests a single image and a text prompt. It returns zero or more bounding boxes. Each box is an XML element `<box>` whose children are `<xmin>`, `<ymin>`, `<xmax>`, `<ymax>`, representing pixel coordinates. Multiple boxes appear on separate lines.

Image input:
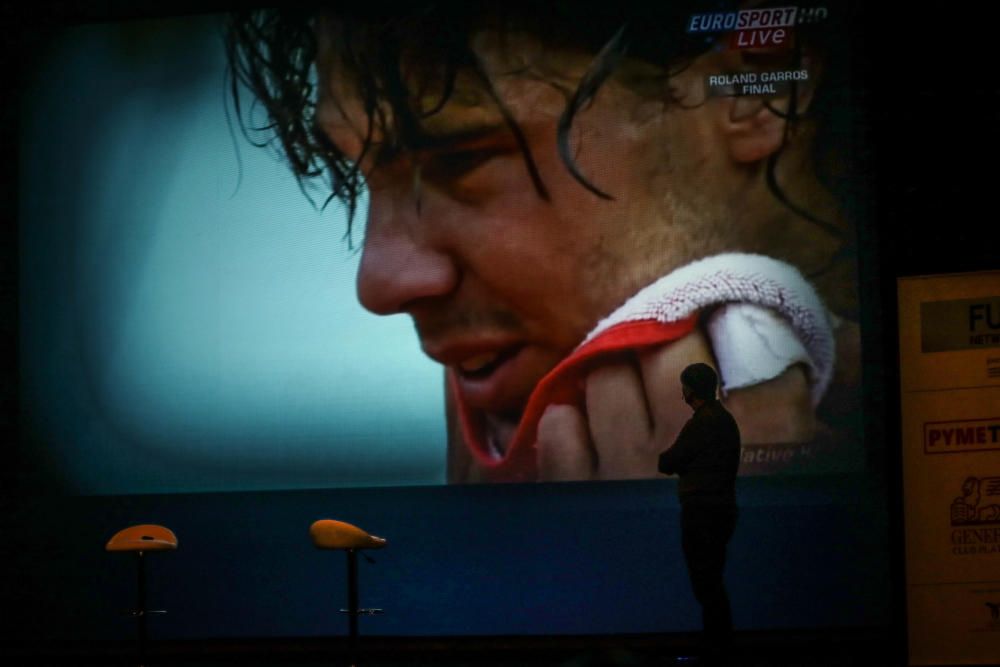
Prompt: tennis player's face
<box><xmin>316</xmin><ymin>33</ymin><xmax>726</xmax><ymax>428</ymax></box>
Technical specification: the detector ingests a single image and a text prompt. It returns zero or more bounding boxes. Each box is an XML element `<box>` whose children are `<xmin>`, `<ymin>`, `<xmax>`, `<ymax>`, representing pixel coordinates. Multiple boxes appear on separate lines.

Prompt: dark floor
<box><xmin>2</xmin><ymin>631</ymin><xmax>904</xmax><ymax>666</ymax></box>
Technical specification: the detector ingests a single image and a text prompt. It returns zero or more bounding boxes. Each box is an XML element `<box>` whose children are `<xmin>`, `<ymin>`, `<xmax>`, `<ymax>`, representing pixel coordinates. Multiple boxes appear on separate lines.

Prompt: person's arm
<box><xmin>658</xmin><ymin>418</ymin><xmax>700</xmax><ymax>476</ymax></box>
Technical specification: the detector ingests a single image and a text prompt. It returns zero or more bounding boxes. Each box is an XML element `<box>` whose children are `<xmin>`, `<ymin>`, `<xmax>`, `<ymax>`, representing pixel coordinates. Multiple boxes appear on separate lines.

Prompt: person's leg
<box><xmin>681</xmin><ymin>505</ymin><xmax>737</xmax><ymax>660</ymax></box>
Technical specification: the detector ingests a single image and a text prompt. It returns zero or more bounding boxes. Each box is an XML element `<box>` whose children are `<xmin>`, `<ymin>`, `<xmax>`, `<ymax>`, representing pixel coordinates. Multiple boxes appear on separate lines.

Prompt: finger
<box><xmin>584</xmin><ymin>358</ymin><xmax>654</xmax><ymax>479</ymax></box>
<box><xmin>637</xmin><ymin>330</ymin><xmax>715</xmax><ymax>445</ymax></box>
<box><xmin>723</xmin><ymin>364</ymin><xmax>814</xmax><ymax>444</ymax></box>
<box><xmin>536</xmin><ymin>404</ymin><xmax>596</xmax><ymax>481</ymax></box>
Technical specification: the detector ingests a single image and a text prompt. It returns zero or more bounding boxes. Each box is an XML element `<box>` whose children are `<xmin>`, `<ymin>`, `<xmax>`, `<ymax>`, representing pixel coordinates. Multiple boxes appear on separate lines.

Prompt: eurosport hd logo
<box><xmin>951</xmin><ymin>476</ymin><xmax>1000</xmax><ymax>556</ymax></box>
<box><xmin>693</xmin><ymin>6</ymin><xmax>828</xmax><ymax>98</ymax></box>
<box><xmin>687</xmin><ymin>5</ymin><xmax>828</xmax><ymax>50</ymax></box>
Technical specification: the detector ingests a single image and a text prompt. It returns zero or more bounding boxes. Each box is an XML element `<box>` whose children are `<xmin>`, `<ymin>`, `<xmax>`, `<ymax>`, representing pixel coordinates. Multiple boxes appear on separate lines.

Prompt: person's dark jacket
<box><xmin>658</xmin><ymin>399</ymin><xmax>741</xmax><ymax>506</ymax></box>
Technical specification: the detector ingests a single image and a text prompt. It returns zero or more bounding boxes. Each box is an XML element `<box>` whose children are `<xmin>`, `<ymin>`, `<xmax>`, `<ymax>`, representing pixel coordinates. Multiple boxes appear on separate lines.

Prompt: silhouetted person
<box><xmin>659</xmin><ymin>363</ymin><xmax>741</xmax><ymax>664</ymax></box>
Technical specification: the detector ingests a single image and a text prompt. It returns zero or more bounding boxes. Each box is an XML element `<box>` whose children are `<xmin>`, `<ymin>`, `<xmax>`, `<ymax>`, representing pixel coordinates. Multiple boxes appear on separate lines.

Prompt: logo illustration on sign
<box><xmin>950</xmin><ymin>477</ymin><xmax>1000</xmax><ymax>555</ymax></box>
<box><xmin>952</xmin><ymin>477</ymin><xmax>1000</xmax><ymax>526</ymax></box>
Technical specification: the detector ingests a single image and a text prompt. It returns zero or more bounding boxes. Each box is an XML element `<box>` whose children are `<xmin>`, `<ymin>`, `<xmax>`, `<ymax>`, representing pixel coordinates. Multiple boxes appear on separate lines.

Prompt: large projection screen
<box><xmin>19</xmin><ymin>2</ymin><xmax>870</xmax><ymax>495</ymax></box>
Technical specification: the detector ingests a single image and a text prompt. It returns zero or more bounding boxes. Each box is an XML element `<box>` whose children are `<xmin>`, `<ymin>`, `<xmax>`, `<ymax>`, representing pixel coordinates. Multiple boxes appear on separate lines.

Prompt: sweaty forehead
<box><xmin>314</xmin><ymin>27</ymin><xmax>597</xmax><ymax>157</ymax></box>
<box><xmin>315</xmin><ymin>75</ymin><xmax>509</xmax><ymax>161</ymax></box>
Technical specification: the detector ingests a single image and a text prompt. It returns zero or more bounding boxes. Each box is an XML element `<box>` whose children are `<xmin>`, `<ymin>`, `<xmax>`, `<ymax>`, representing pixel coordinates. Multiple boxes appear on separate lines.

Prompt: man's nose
<box><xmin>356</xmin><ymin>189</ymin><xmax>459</xmax><ymax>316</ymax></box>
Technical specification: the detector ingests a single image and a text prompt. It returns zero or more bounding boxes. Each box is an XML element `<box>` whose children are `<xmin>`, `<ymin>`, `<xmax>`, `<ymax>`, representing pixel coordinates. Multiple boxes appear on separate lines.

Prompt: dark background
<box><xmin>1</xmin><ymin>1</ymin><xmax>996</xmax><ymax>663</ymax></box>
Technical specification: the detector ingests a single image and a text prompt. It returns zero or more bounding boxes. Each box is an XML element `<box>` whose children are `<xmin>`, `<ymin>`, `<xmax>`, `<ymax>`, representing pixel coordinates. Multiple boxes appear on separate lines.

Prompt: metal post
<box><xmin>136</xmin><ymin>551</ymin><xmax>147</xmax><ymax>666</ymax></box>
<box><xmin>346</xmin><ymin>548</ymin><xmax>359</xmax><ymax>666</ymax></box>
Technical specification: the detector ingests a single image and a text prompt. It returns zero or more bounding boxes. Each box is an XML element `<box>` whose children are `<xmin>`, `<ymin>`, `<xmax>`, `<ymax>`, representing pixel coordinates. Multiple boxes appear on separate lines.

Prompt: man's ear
<box><xmin>718</xmin><ymin>52</ymin><xmax>817</xmax><ymax>164</ymax></box>
<box><xmin>724</xmin><ymin>96</ymin><xmax>787</xmax><ymax>163</ymax></box>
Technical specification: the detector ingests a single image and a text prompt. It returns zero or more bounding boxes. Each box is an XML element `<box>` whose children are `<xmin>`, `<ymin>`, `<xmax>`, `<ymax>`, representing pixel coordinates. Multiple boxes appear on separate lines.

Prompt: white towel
<box><xmin>582</xmin><ymin>253</ymin><xmax>834</xmax><ymax>406</ymax></box>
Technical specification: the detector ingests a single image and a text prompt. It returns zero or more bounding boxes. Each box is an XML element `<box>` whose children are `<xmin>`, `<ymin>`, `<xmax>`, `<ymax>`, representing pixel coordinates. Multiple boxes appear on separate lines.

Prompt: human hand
<box><xmin>535</xmin><ymin>327</ymin><xmax>817</xmax><ymax>480</ymax></box>
<box><xmin>536</xmin><ymin>329</ymin><xmax>716</xmax><ymax>481</ymax></box>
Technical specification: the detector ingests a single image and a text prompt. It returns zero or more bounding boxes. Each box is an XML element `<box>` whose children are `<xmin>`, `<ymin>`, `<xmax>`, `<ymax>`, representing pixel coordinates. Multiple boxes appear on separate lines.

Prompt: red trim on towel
<box><xmin>450</xmin><ymin>315</ymin><xmax>698</xmax><ymax>482</ymax></box>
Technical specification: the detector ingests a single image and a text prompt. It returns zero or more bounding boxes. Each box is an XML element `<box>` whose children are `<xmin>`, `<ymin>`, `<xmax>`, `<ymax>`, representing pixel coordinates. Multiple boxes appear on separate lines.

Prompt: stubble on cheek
<box><xmin>577</xmin><ymin>173</ymin><xmax>729</xmax><ymax>318</ymax></box>
<box><xmin>573</xmin><ymin>235</ymin><xmax>665</xmax><ymax>327</ymax></box>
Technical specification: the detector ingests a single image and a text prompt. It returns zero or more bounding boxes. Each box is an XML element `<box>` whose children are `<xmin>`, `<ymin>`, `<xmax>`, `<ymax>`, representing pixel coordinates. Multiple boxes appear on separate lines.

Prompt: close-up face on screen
<box><xmin>19</xmin><ymin>1</ymin><xmax>866</xmax><ymax>494</ymax></box>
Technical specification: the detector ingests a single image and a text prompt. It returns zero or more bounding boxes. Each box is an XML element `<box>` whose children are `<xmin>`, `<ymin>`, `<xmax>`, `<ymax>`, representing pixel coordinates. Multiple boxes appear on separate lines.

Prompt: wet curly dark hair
<box><xmin>225</xmin><ymin>1</ymin><xmax>859</xmax><ymax>251</ymax></box>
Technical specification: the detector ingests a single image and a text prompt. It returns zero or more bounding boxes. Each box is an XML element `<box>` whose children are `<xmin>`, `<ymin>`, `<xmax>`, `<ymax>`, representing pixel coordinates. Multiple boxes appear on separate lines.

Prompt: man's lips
<box><xmin>424</xmin><ymin>340</ymin><xmax>533</xmax><ymax>412</ymax></box>
<box><xmin>423</xmin><ymin>338</ymin><xmax>521</xmax><ymax>368</ymax></box>
<box><xmin>454</xmin><ymin>347</ymin><xmax>521</xmax><ymax>378</ymax></box>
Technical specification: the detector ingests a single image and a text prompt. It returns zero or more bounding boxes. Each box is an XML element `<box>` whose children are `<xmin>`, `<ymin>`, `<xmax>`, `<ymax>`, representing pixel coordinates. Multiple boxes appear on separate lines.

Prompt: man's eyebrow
<box><xmin>315</xmin><ymin>113</ymin><xmax>511</xmax><ymax>166</ymax></box>
<box><xmin>409</xmin><ymin>120</ymin><xmax>511</xmax><ymax>151</ymax></box>
<box><xmin>365</xmin><ymin>121</ymin><xmax>512</xmax><ymax>167</ymax></box>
